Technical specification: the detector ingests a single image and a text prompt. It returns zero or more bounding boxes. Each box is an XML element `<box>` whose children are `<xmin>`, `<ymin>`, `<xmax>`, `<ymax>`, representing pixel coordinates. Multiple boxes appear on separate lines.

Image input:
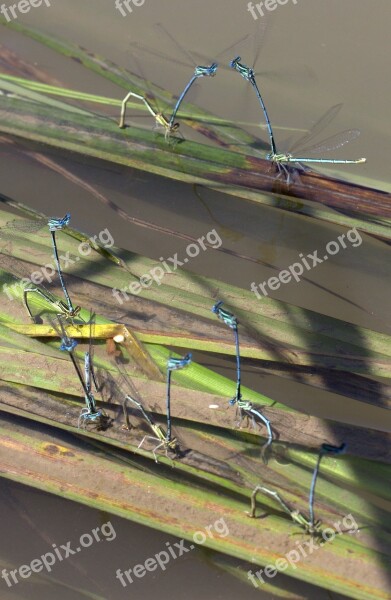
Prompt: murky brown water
<box><xmin>0</xmin><ymin>1</ymin><xmax>390</xmax><ymax>598</ymax></box>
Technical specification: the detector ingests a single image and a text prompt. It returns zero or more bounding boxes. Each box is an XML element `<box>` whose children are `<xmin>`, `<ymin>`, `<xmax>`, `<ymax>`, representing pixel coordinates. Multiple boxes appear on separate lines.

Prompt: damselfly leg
<box><xmin>124</xmin><ymin>395</ymin><xmax>179</xmax><ymax>463</ymax></box>
<box><xmin>249</xmin><ymin>485</ymin><xmax>322</xmax><ymax>537</ymax></box>
<box><xmin>55</xmin><ymin>315</ymin><xmax>108</xmax><ymax>429</ymax></box>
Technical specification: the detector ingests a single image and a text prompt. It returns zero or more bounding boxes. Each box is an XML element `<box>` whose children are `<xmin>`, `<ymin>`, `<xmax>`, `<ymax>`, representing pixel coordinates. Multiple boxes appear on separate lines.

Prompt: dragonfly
<box><xmin>212</xmin><ymin>300</ymin><xmax>273</xmax><ymax>462</ymax></box>
<box><xmin>0</xmin><ymin>213</ymin><xmax>82</xmax><ymax>322</ymax></box>
<box><xmin>119</xmin><ymin>24</ymin><xmax>218</xmax><ymax>141</ymax></box>
<box><xmin>308</xmin><ymin>442</ymin><xmax>347</xmax><ymax>533</ymax></box>
<box><xmin>249</xmin><ymin>484</ymin><xmax>323</xmax><ymax>537</ymax></box>
<box><xmin>55</xmin><ymin>315</ymin><xmax>108</xmax><ymax>429</ymax></box>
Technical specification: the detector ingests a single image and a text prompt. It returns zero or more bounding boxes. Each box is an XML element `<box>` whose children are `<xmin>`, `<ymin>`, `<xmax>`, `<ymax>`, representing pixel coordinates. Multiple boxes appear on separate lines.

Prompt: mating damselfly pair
<box><xmin>53</xmin><ymin>314</ymin><xmax>109</xmax><ymax>430</ymax></box>
<box><xmin>249</xmin><ymin>443</ymin><xmax>348</xmax><ymax>536</ymax></box>
<box><xmin>0</xmin><ymin>208</ymin><xmax>351</xmax><ymax>535</ymax></box>
<box><xmin>211</xmin><ymin>300</ymin><xmax>348</xmax><ymax>536</ymax></box>
<box><xmin>122</xmin><ymin>353</ymin><xmax>192</xmax><ymax>462</ymax></box>
<box><xmin>0</xmin><ymin>212</ymin><xmax>82</xmax><ymax>323</ymax></box>
<box><xmin>212</xmin><ymin>300</ymin><xmax>274</xmax><ymax>463</ymax></box>
<box><xmin>119</xmin><ymin>24</ymin><xmax>366</xmax><ymax>181</ymax></box>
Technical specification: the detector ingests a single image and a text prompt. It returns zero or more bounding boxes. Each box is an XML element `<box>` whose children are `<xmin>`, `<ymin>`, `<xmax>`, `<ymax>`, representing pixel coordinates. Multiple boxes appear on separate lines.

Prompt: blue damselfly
<box><xmin>230</xmin><ymin>56</ymin><xmax>277</xmax><ymax>158</ymax></box>
<box><xmin>120</xmin><ymin>24</ymin><xmax>217</xmax><ymax>141</ymax></box>
<box><xmin>166</xmin><ymin>353</ymin><xmax>192</xmax><ymax>444</ymax></box>
<box><xmin>0</xmin><ymin>213</ymin><xmax>81</xmax><ymax>321</ymax></box>
<box><xmin>308</xmin><ymin>442</ymin><xmax>347</xmax><ymax>532</ymax></box>
<box><xmin>267</xmin><ymin>105</ymin><xmax>366</xmax><ymax>181</ymax></box>
<box><xmin>56</xmin><ymin>315</ymin><xmax>107</xmax><ymax>429</ymax></box>
<box><xmin>0</xmin><ymin>250</ymin><xmax>82</xmax><ymax>323</ymax></box>
<box><xmin>117</xmin><ymin>352</ymin><xmax>190</xmax><ymax>462</ymax></box>
<box><xmin>123</xmin><ymin>395</ymin><xmax>179</xmax><ymax>463</ymax></box>
<box><xmin>212</xmin><ymin>300</ymin><xmax>273</xmax><ymax>462</ymax></box>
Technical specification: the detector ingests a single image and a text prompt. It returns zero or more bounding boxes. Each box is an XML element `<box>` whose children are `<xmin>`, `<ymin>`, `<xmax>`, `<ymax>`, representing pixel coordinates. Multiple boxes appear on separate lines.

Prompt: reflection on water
<box><xmin>0</xmin><ymin>478</ymin><xmax>271</xmax><ymax>600</ymax></box>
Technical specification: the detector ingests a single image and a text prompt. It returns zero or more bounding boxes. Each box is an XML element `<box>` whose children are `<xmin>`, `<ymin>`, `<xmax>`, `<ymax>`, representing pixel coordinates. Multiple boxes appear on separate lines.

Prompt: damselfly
<box><xmin>119</xmin><ymin>91</ymin><xmax>182</xmax><ymax>141</ymax></box>
<box><xmin>56</xmin><ymin>316</ymin><xmax>108</xmax><ymax>429</ymax></box>
<box><xmin>249</xmin><ymin>484</ymin><xmax>323</xmax><ymax>537</ymax></box>
<box><xmin>120</xmin><ymin>24</ymin><xmax>217</xmax><ymax>141</ymax></box>
<box><xmin>123</xmin><ymin>395</ymin><xmax>179</xmax><ymax>463</ymax></box>
<box><xmin>118</xmin><ymin>352</ymin><xmax>190</xmax><ymax>462</ymax></box>
<box><xmin>308</xmin><ymin>442</ymin><xmax>346</xmax><ymax>533</ymax></box>
<box><xmin>212</xmin><ymin>301</ymin><xmax>240</xmax><ymax>401</ymax></box>
<box><xmin>267</xmin><ymin>105</ymin><xmax>366</xmax><ymax>180</ymax></box>
<box><xmin>155</xmin><ymin>23</ymin><xmax>218</xmax><ymax>130</ymax></box>
<box><xmin>230</xmin><ymin>56</ymin><xmax>277</xmax><ymax>158</ymax></box>
<box><xmin>233</xmin><ymin>398</ymin><xmax>273</xmax><ymax>464</ymax></box>
<box><xmin>0</xmin><ymin>213</ymin><xmax>81</xmax><ymax>321</ymax></box>
<box><xmin>230</xmin><ymin>60</ymin><xmax>366</xmax><ymax>180</ymax></box>
<box><xmin>0</xmin><ymin>250</ymin><xmax>82</xmax><ymax>323</ymax></box>
<box><xmin>165</xmin><ymin>353</ymin><xmax>192</xmax><ymax>444</ymax></box>
<box><xmin>212</xmin><ymin>300</ymin><xmax>273</xmax><ymax>461</ymax></box>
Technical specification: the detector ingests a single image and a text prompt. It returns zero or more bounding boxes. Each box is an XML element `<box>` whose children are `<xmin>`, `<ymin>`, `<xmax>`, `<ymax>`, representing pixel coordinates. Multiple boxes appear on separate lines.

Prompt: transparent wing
<box><xmin>192</xmin><ymin>11</ymin><xmax>270</xmax><ymax>71</ymax></box>
<box><xmin>154</xmin><ymin>22</ymin><xmax>197</xmax><ymax>68</ymax></box>
<box><xmin>193</xmin><ymin>33</ymin><xmax>253</xmax><ymax>69</ymax></box>
<box><xmin>256</xmin><ymin>64</ymin><xmax>317</xmax><ymax>87</ymax></box>
<box><xmin>288</xmin><ymin>104</ymin><xmax>343</xmax><ymax>152</ymax></box>
<box><xmin>0</xmin><ymin>250</ymin><xmax>59</xmax><ymax>307</ymax></box>
<box><xmin>295</xmin><ymin>129</ymin><xmax>361</xmax><ymax>156</ymax></box>
<box><xmin>128</xmin><ymin>39</ymin><xmax>191</xmax><ymax>71</ymax></box>
<box><xmin>124</xmin><ymin>46</ymin><xmax>168</xmax><ymax>118</ymax></box>
<box><xmin>111</xmin><ymin>353</ymin><xmax>144</xmax><ymax>403</ymax></box>
<box><xmin>0</xmin><ymin>216</ymin><xmax>46</xmax><ymax>235</ymax></box>
<box><xmin>47</xmin><ymin>314</ymin><xmax>77</xmax><ymax>352</ymax></box>
<box><xmin>251</xmin><ymin>10</ymin><xmax>271</xmax><ymax>69</ymax></box>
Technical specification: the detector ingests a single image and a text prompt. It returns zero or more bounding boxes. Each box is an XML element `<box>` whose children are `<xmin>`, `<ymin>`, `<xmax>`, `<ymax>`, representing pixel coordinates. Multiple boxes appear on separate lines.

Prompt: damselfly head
<box><xmin>204</xmin><ymin>63</ymin><xmax>218</xmax><ymax>77</ymax></box>
<box><xmin>211</xmin><ymin>300</ymin><xmax>224</xmax><ymax>314</ymax></box>
<box><xmin>47</xmin><ymin>213</ymin><xmax>71</xmax><ymax>232</ymax></box>
<box><xmin>321</xmin><ymin>442</ymin><xmax>347</xmax><ymax>455</ymax></box>
<box><xmin>167</xmin><ymin>353</ymin><xmax>192</xmax><ymax>371</ymax></box>
<box><xmin>60</xmin><ymin>337</ymin><xmax>78</xmax><ymax>352</ymax></box>
<box><xmin>230</xmin><ymin>56</ymin><xmax>241</xmax><ymax>68</ymax></box>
